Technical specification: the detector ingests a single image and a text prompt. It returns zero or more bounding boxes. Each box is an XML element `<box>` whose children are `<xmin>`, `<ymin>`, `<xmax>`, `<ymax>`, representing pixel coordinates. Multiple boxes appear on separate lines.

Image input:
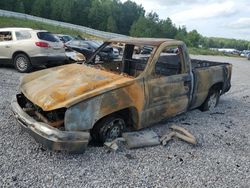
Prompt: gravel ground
<box><xmin>0</xmin><ymin>56</ymin><xmax>249</xmax><ymax>188</ymax></box>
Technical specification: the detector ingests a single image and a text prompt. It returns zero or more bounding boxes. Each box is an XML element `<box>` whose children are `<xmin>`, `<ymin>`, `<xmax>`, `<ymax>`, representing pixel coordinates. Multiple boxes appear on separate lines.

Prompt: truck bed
<box><xmin>191</xmin><ymin>59</ymin><xmax>229</xmax><ymax>69</ymax></box>
<box><xmin>189</xmin><ymin>59</ymin><xmax>232</xmax><ymax>110</ymax></box>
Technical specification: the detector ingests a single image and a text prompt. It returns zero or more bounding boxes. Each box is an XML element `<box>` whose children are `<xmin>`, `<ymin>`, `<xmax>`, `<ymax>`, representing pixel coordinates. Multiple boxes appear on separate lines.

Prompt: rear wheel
<box><xmin>200</xmin><ymin>89</ymin><xmax>220</xmax><ymax>111</ymax></box>
<box><xmin>14</xmin><ymin>54</ymin><xmax>32</xmax><ymax>73</ymax></box>
<box><xmin>91</xmin><ymin>115</ymin><xmax>126</xmax><ymax>143</ymax></box>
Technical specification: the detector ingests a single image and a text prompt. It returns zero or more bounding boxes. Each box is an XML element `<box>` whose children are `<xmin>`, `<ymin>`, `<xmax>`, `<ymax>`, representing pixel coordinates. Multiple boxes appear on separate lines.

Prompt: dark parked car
<box><xmin>140</xmin><ymin>46</ymin><xmax>153</xmax><ymax>54</ymax></box>
<box><xmin>65</xmin><ymin>39</ymin><xmax>119</xmax><ymax>62</ymax></box>
<box><xmin>56</xmin><ymin>34</ymin><xmax>74</xmax><ymax>43</ymax></box>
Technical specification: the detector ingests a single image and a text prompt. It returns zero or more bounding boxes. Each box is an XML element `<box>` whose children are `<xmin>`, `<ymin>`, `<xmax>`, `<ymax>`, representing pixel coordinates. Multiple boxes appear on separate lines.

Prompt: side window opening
<box><xmin>155</xmin><ymin>45</ymin><xmax>183</xmax><ymax>77</ymax></box>
<box><xmin>122</xmin><ymin>44</ymin><xmax>153</xmax><ymax>77</ymax></box>
<box><xmin>0</xmin><ymin>32</ymin><xmax>12</xmax><ymax>42</ymax></box>
<box><xmin>86</xmin><ymin>42</ymin><xmax>155</xmax><ymax>78</ymax></box>
<box><xmin>15</xmin><ymin>31</ymin><xmax>32</xmax><ymax>40</ymax></box>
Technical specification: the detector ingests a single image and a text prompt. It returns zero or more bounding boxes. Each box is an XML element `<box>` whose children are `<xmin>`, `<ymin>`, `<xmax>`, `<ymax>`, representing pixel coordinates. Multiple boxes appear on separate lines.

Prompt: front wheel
<box><xmin>91</xmin><ymin>115</ymin><xmax>126</xmax><ymax>143</ymax></box>
<box><xmin>200</xmin><ymin>89</ymin><xmax>220</xmax><ymax>111</ymax></box>
<box><xmin>14</xmin><ymin>54</ymin><xmax>32</xmax><ymax>73</ymax></box>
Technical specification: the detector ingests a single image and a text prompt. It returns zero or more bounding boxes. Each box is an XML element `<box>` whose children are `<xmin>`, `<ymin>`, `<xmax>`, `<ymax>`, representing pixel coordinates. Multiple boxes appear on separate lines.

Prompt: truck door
<box><xmin>0</xmin><ymin>31</ymin><xmax>14</xmax><ymax>63</ymax></box>
<box><xmin>144</xmin><ymin>45</ymin><xmax>191</xmax><ymax>126</ymax></box>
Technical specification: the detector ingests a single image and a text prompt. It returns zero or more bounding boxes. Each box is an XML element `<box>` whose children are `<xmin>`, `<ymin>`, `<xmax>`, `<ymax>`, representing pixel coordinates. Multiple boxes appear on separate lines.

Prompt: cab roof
<box><xmin>108</xmin><ymin>37</ymin><xmax>183</xmax><ymax>46</ymax></box>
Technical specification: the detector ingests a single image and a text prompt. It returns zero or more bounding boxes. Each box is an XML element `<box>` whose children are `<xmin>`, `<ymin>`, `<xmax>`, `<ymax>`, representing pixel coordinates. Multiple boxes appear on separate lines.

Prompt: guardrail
<box><xmin>0</xmin><ymin>9</ymin><xmax>128</xmax><ymax>39</ymax></box>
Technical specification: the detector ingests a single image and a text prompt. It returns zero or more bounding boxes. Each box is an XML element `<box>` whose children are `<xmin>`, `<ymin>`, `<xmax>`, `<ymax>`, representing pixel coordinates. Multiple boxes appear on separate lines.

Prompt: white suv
<box><xmin>0</xmin><ymin>28</ymin><xmax>67</xmax><ymax>72</ymax></box>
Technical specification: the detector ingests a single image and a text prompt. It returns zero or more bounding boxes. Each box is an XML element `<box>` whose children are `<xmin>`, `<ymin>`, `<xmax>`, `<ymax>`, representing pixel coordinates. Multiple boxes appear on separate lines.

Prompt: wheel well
<box><xmin>200</xmin><ymin>82</ymin><xmax>223</xmax><ymax>108</ymax></box>
<box><xmin>12</xmin><ymin>51</ymin><xmax>30</xmax><ymax>62</ymax></box>
<box><xmin>199</xmin><ymin>82</ymin><xmax>222</xmax><ymax>111</ymax></box>
<box><xmin>94</xmin><ymin>107</ymin><xmax>139</xmax><ymax>130</ymax></box>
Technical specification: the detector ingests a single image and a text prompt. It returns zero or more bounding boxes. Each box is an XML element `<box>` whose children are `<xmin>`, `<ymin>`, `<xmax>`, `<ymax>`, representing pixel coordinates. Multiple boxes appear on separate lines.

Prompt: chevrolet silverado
<box><xmin>11</xmin><ymin>38</ymin><xmax>232</xmax><ymax>153</ymax></box>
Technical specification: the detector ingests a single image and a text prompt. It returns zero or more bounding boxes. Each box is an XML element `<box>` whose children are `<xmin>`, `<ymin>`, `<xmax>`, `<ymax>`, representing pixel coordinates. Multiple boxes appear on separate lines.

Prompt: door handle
<box><xmin>5</xmin><ymin>45</ymin><xmax>10</xmax><ymax>48</ymax></box>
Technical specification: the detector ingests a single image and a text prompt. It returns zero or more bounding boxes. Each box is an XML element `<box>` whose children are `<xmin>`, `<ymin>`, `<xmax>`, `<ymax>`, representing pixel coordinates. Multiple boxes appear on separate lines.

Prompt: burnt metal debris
<box><xmin>123</xmin><ymin>131</ymin><xmax>160</xmax><ymax>149</ymax></box>
<box><xmin>160</xmin><ymin>125</ymin><xmax>197</xmax><ymax>146</ymax></box>
<box><xmin>104</xmin><ymin>124</ymin><xmax>197</xmax><ymax>151</ymax></box>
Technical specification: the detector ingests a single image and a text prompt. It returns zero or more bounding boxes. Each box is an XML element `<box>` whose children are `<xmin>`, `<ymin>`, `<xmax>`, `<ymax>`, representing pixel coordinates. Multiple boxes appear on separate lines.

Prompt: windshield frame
<box><xmin>84</xmin><ymin>41</ymin><xmax>158</xmax><ymax>78</ymax></box>
<box><xmin>85</xmin><ymin>42</ymin><xmax>111</xmax><ymax>64</ymax></box>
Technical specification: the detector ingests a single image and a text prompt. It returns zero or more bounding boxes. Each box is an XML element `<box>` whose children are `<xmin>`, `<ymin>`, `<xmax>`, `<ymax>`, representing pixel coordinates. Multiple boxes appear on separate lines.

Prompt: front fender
<box><xmin>64</xmin><ymin>88</ymin><xmax>137</xmax><ymax>131</ymax></box>
<box><xmin>64</xmin><ymin>96</ymin><xmax>102</xmax><ymax>131</ymax></box>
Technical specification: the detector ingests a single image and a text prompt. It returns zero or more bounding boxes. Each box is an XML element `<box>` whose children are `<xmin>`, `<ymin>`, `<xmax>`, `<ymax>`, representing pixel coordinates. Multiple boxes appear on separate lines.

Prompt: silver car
<box><xmin>0</xmin><ymin>28</ymin><xmax>67</xmax><ymax>72</ymax></box>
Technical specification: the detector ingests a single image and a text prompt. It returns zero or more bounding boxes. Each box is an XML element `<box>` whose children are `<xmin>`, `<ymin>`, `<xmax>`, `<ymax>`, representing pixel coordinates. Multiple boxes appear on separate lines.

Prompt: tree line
<box><xmin>1</xmin><ymin>0</ymin><xmax>250</xmax><ymax>50</ymax></box>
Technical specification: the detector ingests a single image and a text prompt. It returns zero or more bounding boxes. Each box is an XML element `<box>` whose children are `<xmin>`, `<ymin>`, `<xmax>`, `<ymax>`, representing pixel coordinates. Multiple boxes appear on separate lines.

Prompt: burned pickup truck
<box><xmin>12</xmin><ymin>38</ymin><xmax>232</xmax><ymax>153</ymax></box>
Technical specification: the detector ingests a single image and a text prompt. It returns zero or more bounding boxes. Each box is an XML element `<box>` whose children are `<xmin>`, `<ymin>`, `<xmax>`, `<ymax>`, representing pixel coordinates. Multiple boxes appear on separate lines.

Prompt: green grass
<box><xmin>0</xmin><ymin>16</ymin><xmax>103</xmax><ymax>40</ymax></box>
<box><xmin>188</xmin><ymin>47</ymin><xmax>224</xmax><ymax>56</ymax></box>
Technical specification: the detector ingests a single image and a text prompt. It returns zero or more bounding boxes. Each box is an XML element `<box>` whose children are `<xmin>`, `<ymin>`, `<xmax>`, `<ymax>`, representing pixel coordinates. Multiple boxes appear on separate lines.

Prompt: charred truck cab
<box><xmin>12</xmin><ymin>38</ymin><xmax>232</xmax><ymax>153</ymax></box>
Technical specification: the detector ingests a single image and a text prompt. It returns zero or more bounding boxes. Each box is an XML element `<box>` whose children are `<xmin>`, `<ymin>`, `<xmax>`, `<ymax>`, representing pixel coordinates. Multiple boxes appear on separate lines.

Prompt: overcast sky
<box><xmin>123</xmin><ymin>0</ymin><xmax>250</xmax><ymax>40</ymax></box>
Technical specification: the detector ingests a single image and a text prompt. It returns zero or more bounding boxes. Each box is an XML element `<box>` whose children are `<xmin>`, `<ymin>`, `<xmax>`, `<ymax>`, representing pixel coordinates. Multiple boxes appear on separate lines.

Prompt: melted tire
<box><xmin>200</xmin><ymin>89</ymin><xmax>220</xmax><ymax>111</ymax></box>
<box><xmin>90</xmin><ymin>115</ymin><xmax>125</xmax><ymax>144</ymax></box>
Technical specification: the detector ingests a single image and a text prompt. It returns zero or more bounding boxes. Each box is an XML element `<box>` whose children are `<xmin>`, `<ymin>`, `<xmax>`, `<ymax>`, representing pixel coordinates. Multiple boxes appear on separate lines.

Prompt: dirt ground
<box><xmin>0</xmin><ymin>55</ymin><xmax>249</xmax><ymax>187</ymax></box>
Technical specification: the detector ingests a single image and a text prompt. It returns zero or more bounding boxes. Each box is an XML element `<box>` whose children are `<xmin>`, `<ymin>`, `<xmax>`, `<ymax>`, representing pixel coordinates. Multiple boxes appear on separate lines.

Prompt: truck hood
<box><xmin>21</xmin><ymin>64</ymin><xmax>133</xmax><ymax>111</ymax></box>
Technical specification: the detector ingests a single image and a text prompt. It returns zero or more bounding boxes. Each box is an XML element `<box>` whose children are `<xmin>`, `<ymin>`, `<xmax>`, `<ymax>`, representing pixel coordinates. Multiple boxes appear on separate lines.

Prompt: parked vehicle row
<box><xmin>240</xmin><ymin>50</ymin><xmax>250</xmax><ymax>60</ymax></box>
<box><xmin>0</xmin><ymin>27</ymin><xmax>114</xmax><ymax>73</ymax></box>
<box><xmin>240</xmin><ymin>50</ymin><xmax>250</xmax><ymax>57</ymax></box>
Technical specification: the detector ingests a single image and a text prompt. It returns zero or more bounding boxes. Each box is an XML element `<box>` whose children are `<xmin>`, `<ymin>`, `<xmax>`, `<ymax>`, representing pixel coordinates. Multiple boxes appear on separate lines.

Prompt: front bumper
<box><xmin>11</xmin><ymin>97</ymin><xmax>90</xmax><ymax>153</ymax></box>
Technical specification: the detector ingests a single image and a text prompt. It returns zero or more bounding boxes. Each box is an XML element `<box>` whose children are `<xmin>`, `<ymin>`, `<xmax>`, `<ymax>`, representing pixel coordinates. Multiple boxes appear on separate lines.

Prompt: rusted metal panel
<box><xmin>98</xmin><ymin>79</ymin><xmax>145</xmax><ymax>129</ymax></box>
<box><xmin>141</xmin><ymin>74</ymin><xmax>190</xmax><ymax>128</ymax></box>
<box><xmin>64</xmin><ymin>77</ymin><xmax>145</xmax><ymax>131</ymax></box>
<box><xmin>190</xmin><ymin>65</ymin><xmax>229</xmax><ymax>109</ymax></box>
<box><xmin>65</xmin><ymin>96</ymin><xmax>102</xmax><ymax>131</ymax></box>
<box><xmin>20</xmin><ymin>64</ymin><xmax>134</xmax><ymax>111</ymax></box>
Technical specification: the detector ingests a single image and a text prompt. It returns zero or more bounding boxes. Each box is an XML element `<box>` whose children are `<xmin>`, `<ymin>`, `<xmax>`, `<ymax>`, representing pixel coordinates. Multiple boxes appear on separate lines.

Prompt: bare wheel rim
<box><xmin>16</xmin><ymin>56</ymin><xmax>28</xmax><ymax>71</ymax></box>
<box><xmin>105</xmin><ymin>118</ymin><xmax>125</xmax><ymax>142</ymax></box>
<box><xmin>208</xmin><ymin>93</ymin><xmax>218</xmax><ymax>110</ymax></box>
